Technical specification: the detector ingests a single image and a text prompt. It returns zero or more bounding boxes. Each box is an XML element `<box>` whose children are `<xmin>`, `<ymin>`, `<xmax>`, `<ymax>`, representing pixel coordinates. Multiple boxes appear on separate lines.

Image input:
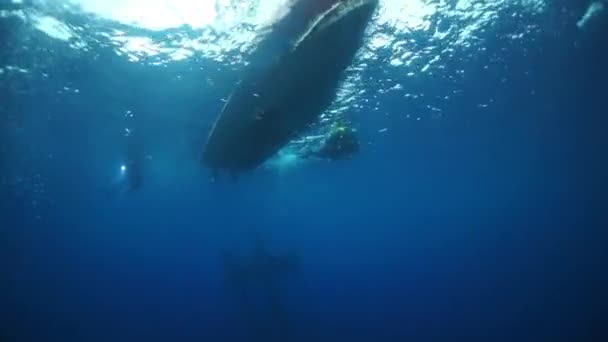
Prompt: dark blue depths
<box><xmin>1</xmin><ymin>1</ymin><xmax>607</xmax><ymax>341</ymax></box>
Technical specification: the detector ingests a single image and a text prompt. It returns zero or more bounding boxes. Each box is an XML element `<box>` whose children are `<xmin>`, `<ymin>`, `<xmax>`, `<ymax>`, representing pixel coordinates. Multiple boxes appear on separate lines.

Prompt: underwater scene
<box><xmin>1</xmin><ymin>0</ymin><xmax>607</xmax><ymax>341</ymax></box>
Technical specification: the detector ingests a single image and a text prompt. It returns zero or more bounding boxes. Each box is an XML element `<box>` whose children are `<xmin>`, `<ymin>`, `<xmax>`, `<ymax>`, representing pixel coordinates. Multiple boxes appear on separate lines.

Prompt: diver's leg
<box><xmin>210</xmin><ymin>168</ymin><xmax>219</xmax><ymax>183</ymax></box>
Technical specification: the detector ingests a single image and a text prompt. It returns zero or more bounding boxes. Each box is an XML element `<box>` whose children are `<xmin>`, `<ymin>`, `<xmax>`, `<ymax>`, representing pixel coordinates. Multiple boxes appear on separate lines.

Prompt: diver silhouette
<box><xmin>219</xmin><ymin>238</ymin><xmax>301</xmax><ymax>341</ymax></box>
<box><xmin>109</xmin><ymin>114</ymin><xmax>147</xmax><ymax>197</ymax></box>
<box><xmin>298</xmin><ymin>124</ymin><xmax>360</xmax><ymax>161</ymax></box>
<box><xmin>122</xmin><ymin>133</ymin><xmax>144</xmax><ymax>192</ymax></box>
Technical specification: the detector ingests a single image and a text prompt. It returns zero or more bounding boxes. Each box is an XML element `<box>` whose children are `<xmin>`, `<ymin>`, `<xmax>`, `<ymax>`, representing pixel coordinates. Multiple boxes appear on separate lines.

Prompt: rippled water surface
<box><xmin>1</xmin><ymin>0</ymin><xmax>606</xmax><ymax>341</ymax></box>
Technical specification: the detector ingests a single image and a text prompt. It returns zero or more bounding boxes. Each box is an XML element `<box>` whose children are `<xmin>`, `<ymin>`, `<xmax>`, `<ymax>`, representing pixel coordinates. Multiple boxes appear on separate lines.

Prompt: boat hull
<box><xmin>202</xmin><ymin>0</ymin><xmax>378</xmax><ymax>172</ymax></box>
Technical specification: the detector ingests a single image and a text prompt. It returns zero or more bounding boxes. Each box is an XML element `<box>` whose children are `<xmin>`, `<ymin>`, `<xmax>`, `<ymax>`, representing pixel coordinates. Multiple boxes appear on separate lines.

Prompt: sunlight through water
<box><xmin>20</xmin><ymin>0</ymin><xmax>548</xmax><ymax>62</ymax></box>
<box><xmin>3</xmin><ymin>0</ymin><xmax>549</xmax><ymax>120</ymax></box>
<box><xmin>1</xmin><ymin>0</ymin><xmax>553</xmax><ymax>210</ymax></box>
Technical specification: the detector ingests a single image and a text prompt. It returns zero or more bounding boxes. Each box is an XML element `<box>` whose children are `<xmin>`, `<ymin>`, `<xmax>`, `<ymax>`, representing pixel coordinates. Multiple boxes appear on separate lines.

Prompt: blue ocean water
<box><xmin>1</xmin><ymin>0</ymin><xmax>607</xmax><ymax>341</ymax></box>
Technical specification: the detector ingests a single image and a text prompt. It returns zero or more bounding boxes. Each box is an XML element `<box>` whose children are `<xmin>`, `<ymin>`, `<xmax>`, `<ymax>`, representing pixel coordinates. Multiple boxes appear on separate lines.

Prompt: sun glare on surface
<box><xmin>68</xmin><ymin>0</ymin><xmax>218</xmax><ymax>30</ymax></box>
<box><xmin>21</xmin><ymin>0</ymin><xmax>549</xmax><ymax>65</ymax></box>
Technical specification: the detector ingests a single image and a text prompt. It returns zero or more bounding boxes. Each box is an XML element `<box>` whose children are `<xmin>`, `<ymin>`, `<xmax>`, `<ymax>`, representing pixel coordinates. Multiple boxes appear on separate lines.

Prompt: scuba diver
<box><xmin>219</xmin><ymin>238</ymin><xmax>301</xmax><ymax>341</ymax></box>
<box><xmin>121</xmin><ymin>134</ymin><xmax>144</xmax><ymax>192</ymax></box>
<box><xmin>110</xmin><ymin>132</ymin><xmax>144</xmax><ymax>197</ymax></box>
<box><xmin>110</xmin><ymin>111</ymin><xmax>147</xmax><ymax>196</ymax></box>
<box><xmin>298</xmin><ymin>123</ymin><xmax>360</xmax><ymax>161</ymax></box>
